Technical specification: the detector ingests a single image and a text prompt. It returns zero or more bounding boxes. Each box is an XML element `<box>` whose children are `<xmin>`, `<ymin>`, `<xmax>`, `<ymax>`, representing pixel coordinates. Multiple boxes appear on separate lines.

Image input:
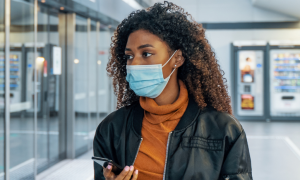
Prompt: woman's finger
<box><xmin>123</xmin><ymin>166</ymin><xmax>134</xmax><ymax>180</ymax></box>
<box><xmin>103</xmin><ymin>165</ymin><xmax>115</xmax><ymax>179</ymax></box>
<box><xmin>131</xmin><ymin>169</ymin><xmax>139</xmax><ymax>180</ymax></box>
<box><xmin>115</xmin><ymin>166</ymin><xmax>130</xmax><ymax>180</ymax></box>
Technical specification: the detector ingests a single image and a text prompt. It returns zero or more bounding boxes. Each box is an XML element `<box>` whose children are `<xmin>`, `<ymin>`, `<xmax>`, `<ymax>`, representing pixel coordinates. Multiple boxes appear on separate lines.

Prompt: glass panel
<box><xmin>89</xmin><ymin>20</ymin><xmax>98</xmax><ymax>140</ymax></box>
<box><xmin>36</xmin><ymin>5</ymin><xmax>48</xmax><ymax>173</ymax></box>
<box><xmin>9</xmin><ymin>0</ymin><xmax>35</xmax><ymax>179</ymax></box>
<box><xmin>74</xmin><ymin>15</ymin><xmax>89</xmax><ymax>157</ymax></box>
<box><xmin>98</xmin><ymin>25</ymin><xmax>112</xmax><ymax>121</ymax></box>
<box><xmin>36</xmin><ymin>5</ymin><xmax>61</xmax><ymax>173</ymax></box>
<box><xmin>0</xmin><ymin>0</ymin><xmax>5</xmax><ymax>178</ymax></box>
<box><xmin>48</xmin><ymin>7</ymin><xmax>61</xmax><ymax>167</ymax></box>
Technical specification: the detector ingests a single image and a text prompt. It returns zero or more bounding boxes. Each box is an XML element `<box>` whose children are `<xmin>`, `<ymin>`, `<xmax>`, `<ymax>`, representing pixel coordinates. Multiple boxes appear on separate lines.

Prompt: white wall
<box><xmin>253</xmin><ymin>0</ymin><xmax>300</xmax><ymax>19</ymax></box>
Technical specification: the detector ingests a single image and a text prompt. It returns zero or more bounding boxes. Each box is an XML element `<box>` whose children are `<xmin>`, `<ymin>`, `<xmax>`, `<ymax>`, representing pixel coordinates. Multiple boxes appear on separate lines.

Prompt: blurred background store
<box><xmin>0</xmin><ymin>0</ymin><xmax>300</xmax><ymax>180</ymax></box>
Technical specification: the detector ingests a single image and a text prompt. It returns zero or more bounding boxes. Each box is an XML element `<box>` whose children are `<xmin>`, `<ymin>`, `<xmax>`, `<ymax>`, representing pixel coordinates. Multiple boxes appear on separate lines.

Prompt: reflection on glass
<box><xmin>98</xmin><ymin>24</ymin><xmax>112</xmax><ymax>122</ymax></box>
<box><xmin>89</xmin><ymin>20</ymin><xmax>98</xmax><ymax>140</ymax></box>
<box><xmin>0</xmin><ymin>0</ymin><xmax>5</xmax><ymax>177</ymax></box>
<box><xmin>74</xmin><ymin>15</ymin><xmax>89</xmax><ymax>157</ymax></box>
<box><xmin>36</xmin><ymin>5</ymin><xmax>61</xmax><ymax>173</ymax></box>
<box><xmin>9</xmin><ymin>0</ymin><xmax>35</xmax><ymax>179</ymax></box>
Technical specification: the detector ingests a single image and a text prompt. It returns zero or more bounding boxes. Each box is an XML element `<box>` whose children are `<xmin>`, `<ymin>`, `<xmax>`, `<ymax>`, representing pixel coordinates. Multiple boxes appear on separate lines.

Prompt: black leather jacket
<box><xmin>93</xmin><ymin>97</ymin><xmax>253</xmax><ymax>180</ymax></box>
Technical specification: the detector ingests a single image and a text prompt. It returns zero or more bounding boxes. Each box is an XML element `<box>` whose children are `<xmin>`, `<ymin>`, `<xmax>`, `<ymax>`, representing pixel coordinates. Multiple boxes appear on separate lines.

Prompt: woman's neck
<box><xmin>154</xmin><ymin>75</ymin><xmax>180</xmax><ymax>106</ymax></box>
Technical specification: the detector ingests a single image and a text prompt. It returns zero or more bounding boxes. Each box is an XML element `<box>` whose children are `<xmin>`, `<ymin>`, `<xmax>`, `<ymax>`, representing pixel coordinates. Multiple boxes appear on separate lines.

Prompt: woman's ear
<box><xmin>174</xmin><ymin>49</ymin><xmax>185</xmax><ymax>68</ymax></box>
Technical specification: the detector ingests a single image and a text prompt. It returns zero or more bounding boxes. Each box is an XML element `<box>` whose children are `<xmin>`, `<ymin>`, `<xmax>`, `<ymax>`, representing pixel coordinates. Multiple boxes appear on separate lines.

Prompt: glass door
<box><xmin>0</xmin><ymin>0</ymin><xmax>5</xmax><ymax>177</ymax></box>
<box><xmin>98</xmin><ymin>25</ymin><xmax>112</xmax><ymax>120</ymax></box>
<box><xmin>74</xmin><ymin>15</ymin><xmax>89</xmax><ymax>157</ymax></box>
<box><xmin>36</xmin><ymin>5</ymin><xmax>62</xmax><ymax>173</ymax></box>
<box><xmin>89</xmin><ymin>20</ymin><xmax>98</xmax><ymax>145</ymax></box>
<box><xmin>9</xmin><ymin>0</ymin><xmax>35</xmax><ymax>179</ymax></box>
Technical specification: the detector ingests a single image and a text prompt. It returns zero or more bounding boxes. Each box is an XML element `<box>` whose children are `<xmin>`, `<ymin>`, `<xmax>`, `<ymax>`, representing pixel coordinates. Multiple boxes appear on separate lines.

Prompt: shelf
<box><xmin>275</xmin><ymin>86</ymin><xmax>300</xmax><ymax>89</ymax></box>
<box><xmin>274</xmin><ymin>69</ymin><xmax>300</xmax><ymax>72</ymax></box>
<box><xmin>274</xmin><ymin>76</ymin><xmax>300</xmax><ymax>79</ymax></box>
<box><xmin>275</xmin><ymin>63</ymin><xmax>300</xmax><ymax>66</ymax></box>
<box><xmin>274</xmin><ymin>58</ymin><xmax>300</xmax><ymax>61</ymax></box>
<box><xmin>0</xmin><ymin>59</ymin><xmax>19</xmax><ymax>61</ymax></box>
<box><xmin>0</xmin><ymin>64</ymin><xmax>19</xmax><ymax>67</ymax></box>
<box><xmin>0</xmin><ymin>75</ymin><xmax>19</xmax><ymax>78</ymax></box>
<box><xmin>0</xmin><ymin>84</ymin><xmax>18</xmax><ymax>88</ymax></box>
<box><xmin>0</xmin><ymin>68</ymin><xmax>19</xmax><ymax>71</ymax></box>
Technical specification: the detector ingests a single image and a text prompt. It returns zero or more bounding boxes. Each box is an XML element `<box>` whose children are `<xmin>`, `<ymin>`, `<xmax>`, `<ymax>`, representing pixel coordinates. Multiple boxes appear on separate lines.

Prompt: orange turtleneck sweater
<box><xmin>134</xmin><ymin>80</ymin><xmax>189</xmax><ymax>180</ymax></box>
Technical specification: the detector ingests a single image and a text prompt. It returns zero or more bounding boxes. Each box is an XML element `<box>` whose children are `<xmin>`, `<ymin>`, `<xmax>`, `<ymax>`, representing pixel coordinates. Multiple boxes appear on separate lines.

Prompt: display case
<box><xmin>0</xmin><ymin>53</ymin><xmax>21</xmax><ymax>105</ymax></box>
<box><xmin>237</xmin><ymin>50</ymin><xmax>264</xmax><ymax>117</ymax></box>
<box><xmin>270</xmin><ymin>49</ymin><xmax>300</xmax><ymax>116</ymax></box>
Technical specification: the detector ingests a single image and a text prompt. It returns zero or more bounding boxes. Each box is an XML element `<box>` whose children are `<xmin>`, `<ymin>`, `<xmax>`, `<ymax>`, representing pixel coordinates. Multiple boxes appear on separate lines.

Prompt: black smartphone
<box><xmin>92</xmin><ymin>156</ymin><xmax>124</xmax><ymax>175</ymax></box>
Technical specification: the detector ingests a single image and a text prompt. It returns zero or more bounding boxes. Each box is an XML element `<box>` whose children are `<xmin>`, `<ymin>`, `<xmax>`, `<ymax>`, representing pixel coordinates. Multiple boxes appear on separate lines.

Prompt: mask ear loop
<box><xmin>162</xmin><ymin>50</ymin><xmax>178</xmax><ymax>79</ymax></box>
<box><xmin>162</xmin><ymin>50</ymin><xmax>177</xmax><ymax>67</ymax></box>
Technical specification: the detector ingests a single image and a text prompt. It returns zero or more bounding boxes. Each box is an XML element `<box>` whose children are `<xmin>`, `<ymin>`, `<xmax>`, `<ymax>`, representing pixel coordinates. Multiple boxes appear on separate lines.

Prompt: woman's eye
<box><xmin>143</xmin><ymin>52</ymin><xmax>152</xmax><ymax>57</ymax></box>
<box><xmin>125</xmin><ymin>55</ymin><xmax>133</xmax><ymax>60</ymax></box>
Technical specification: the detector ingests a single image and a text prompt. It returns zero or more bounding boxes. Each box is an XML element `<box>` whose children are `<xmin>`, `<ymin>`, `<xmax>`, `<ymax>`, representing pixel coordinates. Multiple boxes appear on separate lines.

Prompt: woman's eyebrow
<box><xmin>125</xmin><ymin>44</ymin><xmax>154</xmax><ymax>51</ymax></box>
<box><xmin>138</xmin><ymin>44</ymin><xmax>154</xmax><ymax>49</ymax></box>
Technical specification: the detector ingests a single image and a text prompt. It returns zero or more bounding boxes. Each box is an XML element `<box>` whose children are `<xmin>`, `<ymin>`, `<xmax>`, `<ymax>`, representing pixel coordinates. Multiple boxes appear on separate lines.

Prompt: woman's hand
<box><xmin>103</xmin><ymin>165</ymin><xmax>138</xmax><ymax>180</ymax></box>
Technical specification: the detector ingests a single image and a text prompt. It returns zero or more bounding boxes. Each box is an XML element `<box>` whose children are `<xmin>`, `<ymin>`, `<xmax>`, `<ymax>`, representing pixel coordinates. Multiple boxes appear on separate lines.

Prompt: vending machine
<box><xmin>231</xmin><ymin>42</ymin><xmax>267</xmax><ymax>120</ymax></box>
<box><xmin>0</xmin><ymin>49</ymin><xmax>22</xmax><ymax>107</ymax></box>
<box><xmin>232</xmin><ymin>41</ymin><xmax>300</xmax><ymax>121</ymax></box>
<box><xmin>269</xmin><ymin>44</ymin><xmax>300</xmax><ymax>118</ymax></box>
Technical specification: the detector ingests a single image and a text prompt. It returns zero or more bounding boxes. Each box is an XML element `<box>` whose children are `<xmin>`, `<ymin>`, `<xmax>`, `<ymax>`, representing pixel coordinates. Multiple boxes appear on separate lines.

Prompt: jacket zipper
<box><xmin>223</xmin><ymin>175</ymin><xmax>230</xmax><ymax>180</ymax></box>
<box><xmin>163</xmin><ymin>131</ymin><xmax>172</xmax><ymax>180</ymax></box>
<box><xmin>132</xmin><ymin>137</ymin><xmax>143</xmax><ymax>165</ymax></box>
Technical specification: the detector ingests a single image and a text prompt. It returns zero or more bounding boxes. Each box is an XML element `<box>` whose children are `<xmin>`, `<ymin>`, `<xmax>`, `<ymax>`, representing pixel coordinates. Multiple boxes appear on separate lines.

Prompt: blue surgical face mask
<box><xmin>126</xmin><ymin>50</ymin><xmax>178</xmax><ymax>98</ymax></box>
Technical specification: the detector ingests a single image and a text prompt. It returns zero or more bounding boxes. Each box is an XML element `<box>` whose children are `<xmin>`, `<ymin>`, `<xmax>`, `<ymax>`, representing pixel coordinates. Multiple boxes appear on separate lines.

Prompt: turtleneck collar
<box><xmin>139</xmin><ymin>80</ymin><xmax>189</xmax><ymax>124</ymax></box>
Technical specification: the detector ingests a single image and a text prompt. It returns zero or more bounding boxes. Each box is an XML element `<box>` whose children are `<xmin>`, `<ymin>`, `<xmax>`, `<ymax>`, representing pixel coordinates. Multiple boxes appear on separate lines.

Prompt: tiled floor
<box><xmin>36</xmin><ymin>149</ymin><xmax>94</xmax><ymax>180</ymax></box>
<box><xmin>241</xmin><ymin>121</ymin><xmax>300</xmax><ymax>180</ymax></box>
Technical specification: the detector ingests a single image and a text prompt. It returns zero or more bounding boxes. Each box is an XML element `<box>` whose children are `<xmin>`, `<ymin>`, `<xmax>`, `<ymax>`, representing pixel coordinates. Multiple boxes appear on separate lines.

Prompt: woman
<box><xmin>93</xmin><ymin>2</ymin><xmax>252</xmax><ymax>180</ymax></box>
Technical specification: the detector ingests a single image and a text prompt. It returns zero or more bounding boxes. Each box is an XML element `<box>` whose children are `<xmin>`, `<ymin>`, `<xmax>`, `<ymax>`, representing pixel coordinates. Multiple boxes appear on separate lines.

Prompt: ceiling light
<box><xmin>36</xmin><ymin>57</ymin><xmax>45</xmax><ymax>62</ymax></box>
<box><xmin>122</xmin><ymin>0</ymin><xmax>143</xmax><ymax>10</ymax></box>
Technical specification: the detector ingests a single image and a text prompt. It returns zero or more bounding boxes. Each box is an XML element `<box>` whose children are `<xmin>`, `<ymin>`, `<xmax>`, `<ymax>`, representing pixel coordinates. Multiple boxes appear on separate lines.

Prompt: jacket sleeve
<box><xmin>219</xmin><ymin>130</ymin><xmax>253</xmax><ymax>180</ymax></box>
<box><xmin>93</xmin><ymin>122</ymin><xmax>109</xmax><ymax>180</ymax></box>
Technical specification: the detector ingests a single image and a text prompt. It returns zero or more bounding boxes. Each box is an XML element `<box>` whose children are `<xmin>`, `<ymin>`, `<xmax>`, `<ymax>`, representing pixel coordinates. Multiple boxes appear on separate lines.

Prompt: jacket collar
<box><xmin>131</xmin><ymin>95</ymin><xmax>201</xmax><ymax>137</ymax></box>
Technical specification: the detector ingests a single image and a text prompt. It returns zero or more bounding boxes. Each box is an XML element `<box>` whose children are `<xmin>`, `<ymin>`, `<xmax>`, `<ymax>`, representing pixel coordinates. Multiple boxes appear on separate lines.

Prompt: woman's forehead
<box><xmin>126</xmin><ymin>30</ymin><xmax>166</xmax><ymax>49</ymax></box>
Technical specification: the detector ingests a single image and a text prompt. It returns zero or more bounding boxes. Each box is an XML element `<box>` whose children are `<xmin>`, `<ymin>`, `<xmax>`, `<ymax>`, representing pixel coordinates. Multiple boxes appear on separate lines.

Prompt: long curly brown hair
<box><xmin>107</xmin><ymin>1</ymin><xmax>232</xmax><ymax>114</ymax></box>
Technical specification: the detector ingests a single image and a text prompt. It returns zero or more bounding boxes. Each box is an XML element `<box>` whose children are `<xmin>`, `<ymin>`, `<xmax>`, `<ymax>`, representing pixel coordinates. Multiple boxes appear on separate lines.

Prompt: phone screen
<box><xmin>92</xmin><ymin>156</ymin><xmax>124</xmax><ymax>175</ymax></box>
<box><xmin>93</xmin><ymin>158</ymin><xmax>107</xmax><ymax>167</ymax></box>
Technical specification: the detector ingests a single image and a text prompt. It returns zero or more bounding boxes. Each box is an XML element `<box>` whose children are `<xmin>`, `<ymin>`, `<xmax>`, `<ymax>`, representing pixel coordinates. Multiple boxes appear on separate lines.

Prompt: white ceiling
<box><xmin>149</xmin><ymin>0</ymin><xmax>299</xmax><ymax>22</ymax></box>
<box><xmin>252</xmin><ymin>0</ymin><xmax>300</xmax><ymax>19</ymax></box>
